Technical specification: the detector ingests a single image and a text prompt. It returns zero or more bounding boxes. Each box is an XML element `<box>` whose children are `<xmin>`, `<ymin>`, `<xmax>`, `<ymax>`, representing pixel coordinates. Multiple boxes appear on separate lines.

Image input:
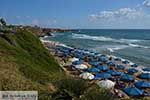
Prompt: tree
<box><xmin>0</xmin><ymin>18</ymin><xmax>6</xmax><ymax>26</ymax></box>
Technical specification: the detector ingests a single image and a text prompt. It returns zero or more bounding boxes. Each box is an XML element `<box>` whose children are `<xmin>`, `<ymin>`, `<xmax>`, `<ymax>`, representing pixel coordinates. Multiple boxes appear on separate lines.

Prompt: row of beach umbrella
<box><xmin>55</xmin><ymin>46</ymin><xmax>150</xmax><ymax>97</ymax></box>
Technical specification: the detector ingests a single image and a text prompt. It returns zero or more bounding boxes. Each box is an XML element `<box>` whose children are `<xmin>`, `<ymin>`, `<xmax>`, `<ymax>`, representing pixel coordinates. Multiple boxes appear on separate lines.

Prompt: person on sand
<box><xmin>114</xmin><ymin>89</ymin><xmax>119</xmax><ymax>94</ymax></box>
<box><xmin>84</xmin><ymin>56</ymin><xmax>89</xmax><ymax>62</ymax></box>
<box><xmin>109</xmin><ymin>56</ymin><xmax>112</xmax><ymax>61</ymax></box>
<box><xmin>118</xmin><ymin>92</ymin><xmax>125</xmax><ymax>98</ymax></box>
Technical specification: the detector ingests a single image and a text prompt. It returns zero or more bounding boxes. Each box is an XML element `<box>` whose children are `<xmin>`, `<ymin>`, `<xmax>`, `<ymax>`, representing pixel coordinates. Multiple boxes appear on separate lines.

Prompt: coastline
<box><xmin>40</xmin><ymin>37</ymin><xmax>148</xmax><ymax>71</ymax></box>
<box><xmin>40</xmin><ymin>37</ymin><xmax>150</xmax><ymax>99</ymax></box>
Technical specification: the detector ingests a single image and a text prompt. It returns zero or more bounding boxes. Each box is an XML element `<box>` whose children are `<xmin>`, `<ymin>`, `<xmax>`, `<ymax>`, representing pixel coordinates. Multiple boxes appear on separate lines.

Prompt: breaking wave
<box><xmin>72</xmin><ymin>33</ymin><xmax>142</xmax><ymax>43</ymax></box>
<box><xmin>128</xmin><ymin>44</ymin><xmax>150</xmax><ymax>49</ymax></box>
<box><xmin>106</xmin><ymin>44</ymin><xmax>150</xmax><ymax>52</ymax></box>
<box><xmin>106</xmin><ymin>45</ymin><xmax>129</xmax><ymax>52</ymax></box>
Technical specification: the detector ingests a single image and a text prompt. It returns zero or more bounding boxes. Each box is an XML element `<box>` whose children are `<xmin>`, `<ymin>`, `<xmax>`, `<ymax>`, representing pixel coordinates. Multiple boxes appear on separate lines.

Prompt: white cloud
<box><xmin>143</xmin><ymin>0</ymin><xmax>150</xmax><ymax>7</ymax></box>
<box><xmin>88</xmin><ymin>7</ymin><xmax>150</xmax><ymax>28</ymax></box>
<box><xmin>89</xmin><ymin>8</ymin><xmax>146</xmax><ymax>22</ymax></box>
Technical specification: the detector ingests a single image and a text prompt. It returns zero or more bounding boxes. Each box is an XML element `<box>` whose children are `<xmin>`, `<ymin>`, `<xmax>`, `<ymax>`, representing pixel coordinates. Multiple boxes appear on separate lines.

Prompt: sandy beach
<box><xmin>41</xmin><ymin>38</ymin><xmax>150</xmax><ymax>99</ymax></box>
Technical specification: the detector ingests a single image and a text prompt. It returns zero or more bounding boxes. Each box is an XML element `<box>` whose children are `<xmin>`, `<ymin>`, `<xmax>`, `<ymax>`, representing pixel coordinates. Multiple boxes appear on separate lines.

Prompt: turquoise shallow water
<box><xmin>44</xmin><ymin>29</ymin><xmax>150</xmax><ymax>67</ymax></box>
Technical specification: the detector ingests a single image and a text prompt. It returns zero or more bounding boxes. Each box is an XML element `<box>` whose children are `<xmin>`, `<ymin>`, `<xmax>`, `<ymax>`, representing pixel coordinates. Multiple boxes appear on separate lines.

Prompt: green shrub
<box><xmin>53</xmin><ymin>77</ymin><xmax>89</xmax><ymax>99</ymax></box>
<box><xmin>81</xmin><ymin>85</ymin><xmax>113</xmax><ymax>100</ymax></box>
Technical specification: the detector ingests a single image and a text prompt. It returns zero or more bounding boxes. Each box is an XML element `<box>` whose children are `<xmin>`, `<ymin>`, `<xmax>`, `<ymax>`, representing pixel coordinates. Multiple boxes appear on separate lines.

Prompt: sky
<box><xmin>0</xmin><ymin>0</ymin><xmax>150</xmax><ymax>29</ymax></box>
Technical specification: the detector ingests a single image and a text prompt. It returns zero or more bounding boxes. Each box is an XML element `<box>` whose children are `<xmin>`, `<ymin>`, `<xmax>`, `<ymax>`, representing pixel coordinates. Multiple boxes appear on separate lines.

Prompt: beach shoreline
<box><xmin>40</xmin><ymin>37</ymin><xmax>150</xmax><ymax>99</ymax></box>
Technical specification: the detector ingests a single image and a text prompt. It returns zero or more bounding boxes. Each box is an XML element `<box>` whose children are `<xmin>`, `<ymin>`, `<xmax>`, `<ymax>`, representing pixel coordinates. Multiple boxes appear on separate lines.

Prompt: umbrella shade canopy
<box><xmin>127</xmin><ymin>68</ymin><xmax>138</xmax><ymax>74</ymax></box>
<box><xmin>114</xmin><ymin>57</ymin><xmax>122</xmax><ymax>61</ymax></box>
<box><xmin>122</xmin><ymin>60</ymin><xmax>130</xmax><ymax>64</ymax></box>
<box><xmin>107</xmin><ymin>62</ymin><xmax>116</xmax><ymax>66</ymax></box>
<box><xmin>74</xmin><ymin>64</ymin><xmax>88</xmax><ymax>70</ymax></box>
<box><xmin>89</xmin><ymin>58</ymin><xmax>97</xmax><ymax>62</ymax></box>
<box><xmin>131</xmin><ymin>64</ymin><xmax>138</xmax><ymax>67</ymax></box>
<box><xmin>79</xmin><ymin>72</ymin><xmax>94</xmax><ymax>80</ymax></box>
<box><xmin>74</xmin><ymin>54</ymin><xmax>84</xmax><ymax>59</ymax></box>
<box><xmin>107</xmin><ymin>70</ymin><xmax>124</xmax><ymax>76</ymax></box>
<box><xmin>97</xmin><ymin>65</ymin><xmax>109</xmax><ymax>71</ymax></box>
<box><xmin>70</xmin><ymin>57</ymin><xmax>79</xmax><ymax>62</ymax></box>
<box><xmin>94</xmin><ymin>73</ymin><xmax>112</xmax><ymax>79</ymax></box>
<box><xmin>120</xmin><ymin>74</ymin><xmax>134</xmax><ymax>82</ymax></box>
<box><xmin>124</xmin><ymin>87</ymin><xmax>143</xmax><ymax>96</ymax></box>
<box><xmin>83</xmin><ymin>51</ymin><xmax>90</xmax><ymax>55</ymax></box>
<box><xmin>107</xmin><ymin>70</ymin><xmax>114</xmax><ymax>74</ymax></box>
<box><xmin>89</xmin><ymin>61</ymin><xmax>100</xmax><ymax>67</ymax></box>
<box><xmin>135</xmin><ymin>81</ymin><xmax>150</xmax><ymax>88</ymax></box>
<box><xmin>94</xmin><ymin>52</ymin><xmax>100</xmax><ymax>55</ymax></box>
<box><xmin>99</xmin><ymin>56</ymin><xmax>108</xmax><ymax>62</ymax></box>
<box><xmin>97</xmin><ymin>80</ymin><xmax>115</xmax><ymax>89</ymax></box>
<box><xmin>139</xmin><ymin>73</ymin><xmax>150</xmax><ymax>79</ymax></box>
<box><xmin>63</xmin><ymin>52</ymin><xmax>70</xmax><ymax>57</ymax></box>
<box><xmin>143</xmin><ymin>68</ymin><xmax>150</xmax><ymax>72</ymax></box>
<box><xmin>72</xmin><ymin>60</ymin><xmax>83</xmax><ymax>65</ymax></box>
<box><xmin>116</xmin><ymin>65</ymin><xmax>125</xmax><ymax>70</ymax></box>
<box><xmin>87</xmin><ymin>68</ymin><xmax>100</xmax><ymax>73</ymax></box>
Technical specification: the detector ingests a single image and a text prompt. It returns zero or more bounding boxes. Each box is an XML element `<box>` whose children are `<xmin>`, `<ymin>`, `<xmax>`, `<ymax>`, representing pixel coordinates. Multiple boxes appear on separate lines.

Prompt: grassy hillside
<box><xmin>0</xmin><ymin>29</ymin><xmax>63</xmax><ymax>99</ymax></box>
<box><xmin>0</xmin><ymin>28</ymin><xmax>113</xmax><ymax>100</ymax></box>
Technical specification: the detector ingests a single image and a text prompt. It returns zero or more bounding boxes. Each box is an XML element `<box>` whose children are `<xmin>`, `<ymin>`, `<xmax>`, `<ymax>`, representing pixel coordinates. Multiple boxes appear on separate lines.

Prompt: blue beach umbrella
<box><xmin>106</xmin><ymin>70</ymin><xmax>114</xmax><ymax>74</ymax></box>
<box><xmin>116</xmin><ymin>65</ymin><xmax>125</xmax><ymax>70</ymax></box>
<box><xmin>89</xmin><ymin>58</ymin><xmax>96</xmax><ymax>62</ymax></box>
<box><xmin>99</xmin><ymin>56</ymin><xmax>108</xmax><ymax>62</ymax></box>
<box><xmin>94</xmin><ymin>73</ymin><xmax>112</xmax><ymax>80</ymax></box>
<box><xmin>127</xmin><ymin>68</ymin><xmax>138</xmax><ymax>74</ymax></box>
<box><xmin>120</xmin><ymin>74</ymin><xmax>134</xmax><ymax>82</ymax></box>
<box><xmin>63</xmin><ymin>52</ymin><xmax>70</xmax><ymax>57</ymax></box>
<box><xmin>97</xmin><ymin>65</ymin><xmax>109</xmax><ymax>71</ymax></box>
<box><xmin>94</xmin><ymin>52</ymin><xmax>100</xmax><ymax>55</ymax></box>
<box><xmin>75</xmin><ymin>53</ymin><xmax>84</xmax><ymax>59</ymax></box>
<box><xmin>107</xmin><ymin>62</ymin><xmax>116</xmax><ymax>66</ymax></box>
<box><xmin>143</xmin><ymin>68</ymin><xmax>150</xmax><ymax>72</ymax></box>
<box><xmin>83</xmin><ymin>49</ymin><xmax>89</xmax><ymax>51</ymax></box>
<box><xmin>87</xmin><ymin>68</ymin><xmax>100</xmax><ymax>73</ymax></box>
<box><xmin>72</xmin><ymin>60</ymin><xmax>83</xmax><ymax>65</ymax></box>
<box><xmin>89</xmin><ymin>61</ymin><xmax>100</xmax><ymax>67</ymax></box>
<box><xmin>110</xmin><ymin>71</ymin><xmax>124</xmax><ymax>76</ymax></box>
<box><xmin>123</xmin><ymin>87</ymin><xmax>143</xmax><ymax>96</ymax></box>
<box><xmin>88</xmin><ymin>52</ymin><xmax>95</xmax><ymax>56</ymax></box>
<box><xmin>74</xmin><ymin>53</ymin><xmax>81</xmax><ymax>58</ymax></box>
<box><xmin>139</xmin><ymin>73</ymin><xmax>150</xmax><ymax>79</ymax></box>
<box><xmin>135</xmin><ymin>81</ymin><xmax>150</xmax><ymax>88</ymax></box>
<box><xmin>107</xmin><ymin>70</ymin><xmax>124</xmax><ymax>76</ymax></box>
<box><xmin>114</xmin><ymin>58</ymin><xmax>122</xmax><ymax>61</ymax></box>
<box><xmin>131</xmin><ymin>64</ymin><xmax>138</xmax><ymax>67</ymax></box>
<box><xmin>122</xmin><ymin>60</ymin><xmax>130</xmax><ymax>64</ymax></box>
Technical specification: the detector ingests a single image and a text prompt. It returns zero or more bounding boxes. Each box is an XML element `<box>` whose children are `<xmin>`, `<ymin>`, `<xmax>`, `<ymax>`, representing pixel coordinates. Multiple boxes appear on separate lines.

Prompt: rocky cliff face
<box><xmin>22</xmin><ymin>26</ymin><xmax>73</xmax><ymax>37</ymax></box>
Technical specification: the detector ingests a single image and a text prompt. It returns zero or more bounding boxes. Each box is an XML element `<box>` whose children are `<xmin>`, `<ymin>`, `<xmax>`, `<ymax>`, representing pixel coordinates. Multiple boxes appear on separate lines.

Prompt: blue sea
<box><xmin>44</xmin><ymin>29</ymin><xmax>150</xmax><ymax>67</ymax></box>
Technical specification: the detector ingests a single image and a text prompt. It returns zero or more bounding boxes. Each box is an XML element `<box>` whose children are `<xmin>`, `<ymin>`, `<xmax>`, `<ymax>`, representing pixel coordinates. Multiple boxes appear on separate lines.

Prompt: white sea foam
<box><xmin>72</xmin><ymin>33</ymin><xmax>115</xmax><ymax>41</ymax></box>
<box><xmin>106</xmin><ymin>44</ymin><xmax>150</xmax><ymax>52</ymax></box>
<box><xmin>107</xmin><ymin>47</ymin><xmax>123</xmax><ymax>52</ymax></box>
<box><xmin>58</xmin><ymin>43</ymin><xmax>73</xmax><ymax>49</ymax></box>
<box><xmin>40</xmin><ymin>38</ymin><xmax>73</xmax><ymax>49</ymax></box>
<box><xmin>72</xmin><ymin>33</ymin><xmax>142</xmax><ymax>43</ymax></box>
<box><xmin>128</xmin><ymin>43</ymin><xmax>150</xmax><ymax>49</ymax></box>
<box><xmin>100</xmin><ymin>45</ymin><xmax>129</xmax><ymax>52</ymax></box>
<box><xmin>72</xmin><ymin>33</ymin><xmax>150</xmax><ymax>51</ymax></box>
